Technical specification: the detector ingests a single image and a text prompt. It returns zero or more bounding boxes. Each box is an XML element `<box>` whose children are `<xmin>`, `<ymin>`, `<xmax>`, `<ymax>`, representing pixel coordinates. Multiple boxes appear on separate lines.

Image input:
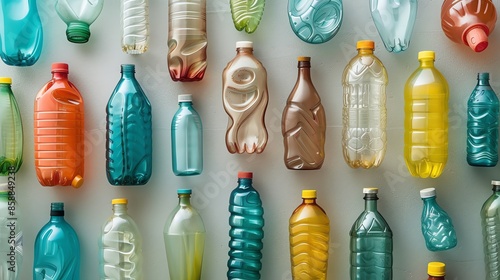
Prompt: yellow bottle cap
<box><xmin>0</xmin><ymin>77</ymin><xmax>12</xmax><ymax>84</ymax></box>
<box><xmin>302</xmin><ymin>190</ymin><xmax>317</xmax><ymax>199</ymax></box>
<box><xmin>357</xmin><ymin>40</ymin><xmax>375</xmax><ymax>50</ymax></box>
<box><xmin>418</xmin><ymin>51</ymin><xmax>435</xmax><ymax>61</ymax></box>
<box><xmin>428</xmin><ymin>262</ymin><xmax>445</xmax><ymax>276</ymax></box>
<box><xmin>297</xmin><ymin>56</ymin><xmax>311</xmax><ymax>62</ymax></box>
<box><xmin>112</xmin><ymin>198</ymin><xmax>128</xmax><ymax>205</ymax></box>
<box><xmin>71</xmin><ymin>175</ymin><xmax>84</xmax><ymax>188</ymax></box>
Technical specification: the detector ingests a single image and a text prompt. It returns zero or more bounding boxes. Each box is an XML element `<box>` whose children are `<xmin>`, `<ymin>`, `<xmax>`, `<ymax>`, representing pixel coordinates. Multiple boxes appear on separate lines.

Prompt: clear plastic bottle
<box><xmin>428</xmin><ymin>262</ymin><xmax>446</xmax><ymax>280</ymax></box>
<box><xmin>467</xmin><ymin>72</ymin><xmax>499</xmax><ymax>167</ymax></box>
<box><xmin>33</xmin><ymin>202</ymin><xmax>80</xmax><ymax>280</ymax></box>
<box><xmin>481</xmin><ymin>180</ymin><xmax>500</xmax><ymax>279</ymax></box>
<box><xmin>0</xmin><ymin>78</ymin><xmax>23</xmax><ymax>176</ymax></box>
<box><xmin>282</xmin><ymin>57</ymin><xmax>326</xmax><ymax>170</ymax></box>
<box><xmin>287</xmin><ymin>0</ymin><xmax>343</xmax><ymax>44</ymax></box>
<box><xmin>121</xmin><ymin>0</ymin><xmax>149</xmax><ymax>54</ymax></box>
<box><xmin>99</xmin><ymin>198</ymin><xmax>143</xmax><ymax>280</ymax></box>
<box><xmin>350</xmin><ymin>188</ymin><xmax>392</xmax><ymax>280</ymax></box>
<box><xmin>227</xmin><ymin>172</ymin><xmax>265</xmax><ymax>279</ymax></box>
<box><xmin>163</xmin><ymin>189</ymin><xmax>205</xmax><ymax>280</ymax></box>
<box><xmin>34</xmin><ymin>63</ymin><xmax>85</xmax><ymax>188</ymax></box>
<box><xmin>167</xmin><ymin>0</ymin><xmax>207</xmax><ymax>81</ymax></box>
<box><xmin>171</xmin><ymin>94</ymin><xmax>203</xmax><ymax>176</ymax></box>
<box><xmin>342</xmin><ymin>40</ymin><xmax>388</xmax><ymax>169</ymax></box>
<box><xmin>289</xmin><ymin>190</ymin><xmax>329</xmax><ymax>279</ymax></box>
<box><xmin>404</xmin><ymin>51</ymin><xmax>449</xmax><ymax>178</ymax></box>
<box><xmin>0</xmin><ymin>0</ymin><xmax>43</xmax><ymax>66</ymax></box>
<box><xmin>106</xmin><ymin>64</ymin><xmax>152</xmax><ymax>185</ymax></box>
<box><xmin>223</xmin><ymin>41</ymin><xmax>268</xmax><ymax>154</ymax></box>
<box><xmin>55</xmin><ymin>0</ymin><xmax>104</xmax><ymax>43</ymax></box>
<box><xmin>230</xmin><ymin>0</ymin><xmax>265</xmax><ymax>33</ymax></box>
<box><xmin>420</xmin><ymin>188</ymin><xmax>457</xmax><ymax>251</ymax></box>
<box><xmin>0</xmin><ymin>184</ymin><xmax>22</xmax><ymax>280</ymax></box>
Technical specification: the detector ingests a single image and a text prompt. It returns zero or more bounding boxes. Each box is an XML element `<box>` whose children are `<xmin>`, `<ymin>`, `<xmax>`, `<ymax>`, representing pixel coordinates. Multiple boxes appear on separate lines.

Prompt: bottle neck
<box><xmin>303</xmin><ymin>197</ymin><xmax>316</xmax><ymax>204</ymax></box>
<box><xmin>112</xmin><ymin>204</ymin><xmax>128</xmax><ymax>215</ymax></box>
<box><xmin>298</xmin><ymin>61</ymin><xmax>311</xmax><ymax>80</ymax></box>
<box><xmin>238</xmin><ymin>178</ymin><xmax>253</xmax><ymax>188</ymax></box>
<box><xmin>422</xmin><ymin>196</ymin><xmax>436</xmax><ymax>204</ymax></box>
<box><xmin>52</xmin><ymin>72</ymin><xmax>69</xmax><ymax>80</ymax></box>
<box><xmin>364</xmin><ymin>194</ymin><xmax>379</xmax><ymax>211</ymax></box>
<box><xmin>419</xmin><ymin>59</ymin><xmax>434</xmax><ymax>68</ymax></box>
<box><xmin>121</xmin><ymin>65</ymin><xmax>136</xmax><ymax>79</ymax></box>
<box><xmin>0</xmin><ymin>84</ymin><xmax>11</xmax><ymax>90</ymax></box>
<box><xmin>358</xmin><ymin>48</ymin><xmax>374</xmax><ymax>55</ymax></box>
<box><xmin>179</xmin><ymin>101</ymin><xmax>193</xmax><ymax>107</ymax></box>
<box><xmin>237</xmin><ymin>47</ymin><xmax>253</xmax><ymax>55</ymax></box>
<box><xmin>179</xmin><ymin>194</ymin><xmax>192</xmax><ymax>206</ymax></box>
<box><xmin>478</xmin><ymin>78</ymin><xmax>490</xmax><ymax>86</ymax></box>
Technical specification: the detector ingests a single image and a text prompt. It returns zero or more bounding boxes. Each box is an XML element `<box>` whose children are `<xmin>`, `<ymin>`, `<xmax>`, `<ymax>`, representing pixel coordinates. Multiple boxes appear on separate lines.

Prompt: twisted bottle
<box><xmin>121</xmin><ymin>0</ymin><xmax>149</xmax><ymax>54</ymax></box>
<box><xmin>0</xmin><ymin>78</ymin><xmax>23</xmax><ymax>175</ymax></box>
<box><xmin>230</xmin><ymin>0</ymin><xmax>265</xmax><ymax>33</ymax></box>
<box><xmin>481</xmin><ymin>180</ymin><xmax>500</xmax><ymax>280</ymax></box>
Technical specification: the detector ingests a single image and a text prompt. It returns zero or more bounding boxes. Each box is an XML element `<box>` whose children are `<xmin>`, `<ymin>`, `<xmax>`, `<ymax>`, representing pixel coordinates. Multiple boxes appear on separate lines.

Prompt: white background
<box><xmin>2</xmin><ymin>0</ymin><xmax>500</xmax><ymax>279</ymax></box>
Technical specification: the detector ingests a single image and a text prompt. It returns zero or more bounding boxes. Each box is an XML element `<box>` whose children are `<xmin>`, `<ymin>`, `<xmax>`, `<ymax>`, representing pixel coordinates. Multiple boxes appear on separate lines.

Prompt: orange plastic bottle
<box><xmin>34</xmin><ymin>63</ymin><xmax>84</xmax><ymax>188</ymax></box>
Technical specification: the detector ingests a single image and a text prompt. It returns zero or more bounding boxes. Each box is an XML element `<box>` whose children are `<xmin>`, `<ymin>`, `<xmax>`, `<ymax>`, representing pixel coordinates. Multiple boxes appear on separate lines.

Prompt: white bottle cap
<box><xmin>363</xmin><ymin>188</ymin><xmax>378</xmax><ymax>194</ymax></box>
<box><xmin>420</xmin><ymin>188</ymin><xmax>436</xmax><ymax>198</ymax></box>
<box><xmin>492</xmin><ymin>180</ymin><xmax>500</xmax><ymax>186</ymax></box>
<box><xmin>236</xmin><ymin>41</ymin><xmax>253</xmax><ymax>49</ymax></box>
<box><xmin>178</xmin><ymin>94</ymin><xmax>192</xmax><ymax>102</ymax></box>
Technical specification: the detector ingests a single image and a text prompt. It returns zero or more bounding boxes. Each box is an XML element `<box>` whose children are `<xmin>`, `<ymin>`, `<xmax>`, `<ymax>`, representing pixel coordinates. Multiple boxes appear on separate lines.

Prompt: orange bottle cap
<box><xmin>356</xmin><ymin>40</ymin><xmax>375</xmax><ymax>50</ymax></box>
<box><xmin>0</xmin><ymin>77</ymin><xmax>12</xmax><ymax>84</ymax></box>
<box><xmin>112</xmin><ymin>198</ymin><xmax>128</xmax><ymax>205</ymax></box>
<box><xmin>302</xmin><ymin>190</ymin><xmax>317</xmax><ymax>198</ymax></box>
<box><xmin>71</xmin><ymin>175</ymin><xmax>84</xmax><ymax>188</ymax></box>
<box><xmin>418</xmin><ymin>51</ymin><xmax>435</xmax><ymax>61</ymax></box>
<box><xmin>465</xmin><ymin>26</ymin><xmax>489</xmax><ymax>52</ymax></box>
<box><xmin>297</xmin><ymin>56</ymin><xmax>311</xmax><ymax>62</ymax></box>
<box><xmin>428</xmin><ymin>262</ymin><xmax>445</xmax><ymax>276</ymax></box>
<box><xmin>52</xmin><ymin>63</ymin><xmax>69</xmax><ymax>73</ymax></box>
<box><xmin>238</xmin><ymin>171</ymin><xmax>253</xmax><ymax>179</ymax></box>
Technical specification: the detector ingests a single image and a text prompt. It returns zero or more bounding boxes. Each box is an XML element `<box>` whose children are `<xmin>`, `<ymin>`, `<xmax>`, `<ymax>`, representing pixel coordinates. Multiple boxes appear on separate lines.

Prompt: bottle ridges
<box><xmin>121</xmin><ymin>0</ymin><xmax>149</xmax><ymax>54</ymax></box>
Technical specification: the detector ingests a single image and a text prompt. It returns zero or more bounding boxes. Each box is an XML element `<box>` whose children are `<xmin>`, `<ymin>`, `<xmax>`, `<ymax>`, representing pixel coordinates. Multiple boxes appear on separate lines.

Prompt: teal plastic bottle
<box><xmin>467</xmin><ymin>72</ymin><xmax>499</xmax><ymax>167</ymax></box>
<box><xmin>106</xmin><ymin>64</ymin><xmax>152</xmax><ymax>185</ymax></box>
<box><xmin>230</xmin><ymin>0</ymin><xmax>265</xmax><ymax>33</ymax></box>
<box><xmin>0</xmin><ymin>78</ymin><xmax>23</xmax><ymax>176</ymax></box>
<box><xmin>171</xmin><ymin>94</ymin><xmax>203</xmax><ymax>176</ymax></box>
<box><xmin>481</xmin><ymin>180</ymin><xmax>500</xmax><ymax>279</ymax></box>
<box><xmin>228</xmin><ymin>172</ymin><xmax>265</xmax><ymax>279</ymax></box>
<box><xmin>0</xmin><ymin>0</ymin><xmax>43</xmax><ymax>66</ymax></box>
<box><xmin>33</xmin><ymin>202</ymin><xmax>80</xmax><ymax>280</ymax></box>
<box><xmin>0</xmin><ymin>184</ymin><xmax>22</xmax><ymax>280</ymax></box>
<box><xmin>350</xmin><ymin>188</ymin><xmax>392</xmax><ymax>280</ymax></box>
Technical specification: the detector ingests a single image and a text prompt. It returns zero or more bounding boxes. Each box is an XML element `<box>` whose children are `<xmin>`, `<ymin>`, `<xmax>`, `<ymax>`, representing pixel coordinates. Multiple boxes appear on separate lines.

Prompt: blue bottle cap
<box><xmin>177</xmin><ymin>189</ymin><xmax>192</xmax><ymax>194</ymax></box>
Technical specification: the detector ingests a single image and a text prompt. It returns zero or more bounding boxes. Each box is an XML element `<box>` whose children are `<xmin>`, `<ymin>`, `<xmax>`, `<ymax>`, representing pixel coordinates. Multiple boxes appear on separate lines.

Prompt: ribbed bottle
<box><xmin>121</xmin><ymin>0</ymin><xmax>149</xmax><ymax>54</ymax></box>
<box><xmin>0</xmin><ymin>78</ymin><xmax>23</xmax><ymax>175</ymax></box>
<box><xmin>481</xmin><ymin>180</ymin><xmax>500</xmax><ymax>280</ymax></box>
<box><xmin>289</xmin><ymin>190</ymin><xmax>329</xmax><ymax>279</ymax></box>
<box><xmin>467</xmin><ymin>72</ymin><xmax>499</xmax><ymax>167</ymax></box>
<box><xmin>230</xmin><ymin>0</ymin><xmax>265</xmax><ymax>33</ymax></box>
<box><xmin>106</xmin><ymin>64</ymin><xmax>152</xmax><ymax>185</ymax></box>
<box><xmin>0</xmin><ymin>186</ymin><xmax>22</xmax><ymax>280</ymax></box>
<box><xmin>227</xmin><ymin>172</ymin><xmax>265</xmax><ymax>279</ymax></box>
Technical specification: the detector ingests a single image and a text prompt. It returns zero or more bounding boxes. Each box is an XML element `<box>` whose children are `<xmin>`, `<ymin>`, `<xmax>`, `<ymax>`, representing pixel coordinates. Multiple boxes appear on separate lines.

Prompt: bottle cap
<box><xmin>236</xmin><ymin>41</ymin><xmax>253</xmax><ymax>49</ymax></box>
<box><xmin>71</xmin><ymin>175</ymin><xmax>83</xmax><ymax>188</ymax></box>
<box><xmin>420</xmin><ymin>188</ymin><xmax>436</xmax><ymax>198</ymax></box>
<box><xmin>418</xmin><ymin>51</ymin><xmax>435</xmax><ymax>61</ymax></box>
<box><xmin>427</xmin><ymin>262</ymin><xmax>445</xmax><ymax>276</ymax></box>
<box><xmin>478</xmin><ymin>72</ymin><xmax>490</xmax><ymax>80</ymax></box>
<box><xmin>465</xmin><ymin>26</ymin><xmax>489</xmax><ymax>52</ymax></box>
<box><xmin>297</xmin><ymin>56</ymin><xmax>311</xmax><ymax>62</ymax></box>
<box><xmin>356</xmin><ymin>40</ymin><xmax>375</xmax><ymax>50</ymax></box>
<box><xmin>492</xmin><ymin>180</ymin><xmax>500</xmax><ymax>186</ymax></box>
<box><xmin>112</xmin><ymin>198</ymin><xmax>128</xmax><ymax>205</ymax></box>
<box><xmin>177</xmin><ymin>189</ymin><xmax>192</xmax><ymax>195</ymax></box>
<box><xmin>363</xmin><ymin>187</ymin><xmax>378</xmax><ymax>194</ymax></box>
<box><xmin>178</xmin><ymin>94</ymin><xmax>193</xmax><ymax>102</ymax></box>
<box><xmin>302</xmin><ymin>190</ymin><xmax>317</xmax><ymax>199</ymax></box>
<box><xmin>52</xmin><ymin>63</ymin><xmax>69</xmax><ymax>73</ymax></box>
<box><xmin>0</xmin><ymin>77</ymin><xmax>12</xmax><ymax>84</ymax></box>
<box><xmin>238</xmin><ymin>171</ymin><xmax>253</xmax><ymax>179</ymax></box>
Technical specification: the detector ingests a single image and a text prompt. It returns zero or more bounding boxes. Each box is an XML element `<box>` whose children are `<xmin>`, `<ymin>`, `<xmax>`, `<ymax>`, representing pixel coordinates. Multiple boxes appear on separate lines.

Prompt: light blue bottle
<box><xmin>228</xmin><ymin>172</ymin><xmax>264</xmax><ymax>280</ymax></box>
<box><xmin>171</xmin><ymin>94</ymin><xmax>203</xmax><ymax>176</ymax></box>
<box><xmin>33</xmin><ymin>202</ymin><xmax>80</xmax><ymax>280</ymax></box>
<box><xmin>106</xmin><ymin>64</ymin><xmax>152</xmax><ymax>185</ymax></box>
<box><xmin>370</xmin><ymin>0</ymin><xmax>417</xmax><ymax>53</ymax></box>
<box><xmin>288</xmin><ymin>0</ymin><xmax>343</xmax><ymax>44</ymax></box>
<box><xmin>0</xmin><ymin>0</ymin><xmax>43</xmax><ymax>66</ymax></box>
<box><xmin>467</xmin><ymin>72</ymin><xmax>499</xmax><ymax>167</ymax></box>
<box><xmin>420</xmin><ymin>188</ymin><xmax>457</xmax><ymax>251</ymax></box>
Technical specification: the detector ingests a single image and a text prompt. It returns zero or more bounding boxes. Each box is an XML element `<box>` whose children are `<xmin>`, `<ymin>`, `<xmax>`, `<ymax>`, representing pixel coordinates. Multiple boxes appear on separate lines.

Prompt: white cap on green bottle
<box><xmin>178</xmin><ymin>94</ymin><xmax>192</xmax><ymax>102</ymax></box>
<box><xmin>420</xmin><ymin>188</ymin><xmax>436</xmax><ymax>198</ymax></box>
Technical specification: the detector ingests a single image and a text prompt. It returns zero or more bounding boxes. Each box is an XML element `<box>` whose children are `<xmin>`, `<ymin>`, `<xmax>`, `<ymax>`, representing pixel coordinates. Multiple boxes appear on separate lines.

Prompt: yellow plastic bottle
<box><xmin>404</xmin><ymin>51</ymin><xmax>449</xmax><ymax>178</ymax></box>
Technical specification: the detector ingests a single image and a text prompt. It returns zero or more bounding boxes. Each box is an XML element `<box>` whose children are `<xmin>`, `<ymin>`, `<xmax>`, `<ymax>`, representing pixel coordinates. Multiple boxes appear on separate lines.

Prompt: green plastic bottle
<box><xmin>230</xmin><ymin>0</ymin><xmax>265</xmax><ymax>33</ymax></box>
<box><xmin>0</xmin><ymin>78</ymin><xmax>23</xmax><ymax>176</ymax></box>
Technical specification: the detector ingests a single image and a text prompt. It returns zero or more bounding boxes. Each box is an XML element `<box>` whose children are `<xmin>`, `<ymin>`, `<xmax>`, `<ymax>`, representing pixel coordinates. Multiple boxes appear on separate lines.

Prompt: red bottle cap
<box><xmin>238</xmin><ymin>171</ymin><xmax>253</xmax><ymax>179</ymax></box>
<box><xmin>52</xmin><ymin>63</ymin><xmax>69</xmax><ymax>73</ymax></box>
<box><xmin>465</xmin><ymin>25</ymin><xmax>489</xmax><ymax>52</ymax></box>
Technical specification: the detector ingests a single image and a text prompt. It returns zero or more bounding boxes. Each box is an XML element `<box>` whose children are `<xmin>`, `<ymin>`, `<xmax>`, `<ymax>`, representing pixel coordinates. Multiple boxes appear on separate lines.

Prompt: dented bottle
<box><xmin>121</xmin><ymin>0</ymin><xmax>149</xmax><ymax>54</ymax></box>
<box><xmin>481</xmin><ymin>180</ymin><xmax>500</xmax><ymax>280</ymax></box>
<box><xmin>230</xmin><ymin>0</ymin><xmax>265</xmax><ymax>33</ymax></box>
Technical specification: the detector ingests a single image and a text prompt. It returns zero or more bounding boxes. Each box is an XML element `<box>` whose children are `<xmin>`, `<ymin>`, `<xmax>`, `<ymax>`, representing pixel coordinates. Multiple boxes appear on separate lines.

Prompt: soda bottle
<box><xmin>427</xmin><ymin>262</ymin><xmax>446</xmax><ymax>280</ymax></box>
<box><xmin>55</xmin><ymin>0</ymin><xmax>104</xmax><ymax>43</ymax></box>
<box><xmin>441</xmin><ymin>0</ymin><xmax>497</xmax><ymax>52</ymax></box>
<box><xmin>0</xmin><ymin>78</ymin><xmax>23</xmax><ymax>176</ymax></box>
<box><xmin>0</xmin><ymin>0</ymin><xmax>43</xmax><ymax>66</ymax></box>
<box><xmin>282</xmin><ymin>57</ymin><xmax>326</xmax><ymax>170</ymax></box>
<box><xmin>467</xmin><ymin>72</ymin><xmax>499</xmax><ymax>167</ymax></box>
<box><xmin>33</xmin><ymin>202</ymin><xmax>80</xmax><ymax>280</ymax></box>
<box><xmin>227</xmin><ymin>172</ymin><xmax>265</xmax><ymax>279</ymax></box>
<box><xmin>223</xmin><ymin>41</ymin><xmax>268</xmax><ymax>154</ymax></box>
<box><xmin>106</xmin><ymin>64</ymin><xmax>152</xmax><ymax>185</ymax></box>
<box><xmin>168</xmin><ymin>0</ymin><xmax>207</xmax><ymax>81</ymax></box>
<box><xmin>370</xmin><ymin>0</ymin><xmax>417</xmax><ymax>53</ymax></box>
<box><xmin>34</xmin><ymin>63</ymin><xmax>85</xmax><ymax>188</ymax></box>
<box><xmin>404</xmin><ymin>51</ymin><xmax>449</xmax><ymax>178</ymax></box>
<box><xmin>99</xmin><ymin>198</ymin><xmax>143</xmax><ymax>279</ymax></box>
<box><xmin>420</xmin><ymin>188</ymin><xmax>457</xmax><ymax>251</ymax></box>
<box><xmin>288</xmin><ymin>0</ymin><xmax>343</xmax><ymax>44</ymax></box>
<box><xmin>164</xmin><ymin>189</ymin><xmax>205</xmax><ymax>280</ymax></box>
<box><xmin>230</xmin><ymin>0</ymin><xmax>265</xmax><ymax>33</ymax></box>
<box><xmin>342</xmin><ymin>40</ymin><xmax>388</xmax><ymax>169</ymax></box>
<box><xmin>350</xmin><ymin>188</ymin><xmax>392</xmax><ymax>280</ymax></box>
<box><xmin>481</xmin><ymin>180</ymin><xmax>500</xmax><ymax>279</ymax></box>
<box><xmin>121</xmin><ymin>0</ymin><xmax>149</xmax><ymax>54</ymax></box>
<box><xmin>289</xmin><ymin>190</ymin><xmax>329</xmax><ymax>279</ymax></box>
<box><xmin>171</xmin><ymin>94</ymin><xmax>203</xmax><ymax>176</ymax></box>
<box><xmin>0</xmin><ymin>184</ymin><xmax>22</xmax><ymax>280</ymax></box>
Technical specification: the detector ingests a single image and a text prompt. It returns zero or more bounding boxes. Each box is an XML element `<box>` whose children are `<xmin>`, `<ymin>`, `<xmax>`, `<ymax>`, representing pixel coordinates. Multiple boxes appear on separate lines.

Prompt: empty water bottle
<box><xmin>481</xmin><ymin>180</ymin><xmax>500</xmax><ymax>279</ymax></box>
<box><xmin>0</xmin><ymin>78</ymin><xmax>23</xmax><ymax>175</ymax></box>
<box><xmin>121</xmin><ymin>0</ymin><xmax>149</xmax><ymax>54</ymax></box>
<box><xmin>230</xmin><ymin>0</ymin><xmax>265</xmax><ymax>33</ymax></box>
<box><xmin>55</xmin><ymin>0</ymin><xmax>104</xmax><ymax>43</ymax></box>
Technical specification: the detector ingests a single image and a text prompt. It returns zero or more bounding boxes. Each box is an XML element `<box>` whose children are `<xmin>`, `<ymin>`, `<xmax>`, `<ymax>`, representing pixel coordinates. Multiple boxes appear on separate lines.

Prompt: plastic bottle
<box><xmin>287</xmin><ymin>0</ymin><xmax>343</xmax><ymax>44</ymax></box>
<box><xmin>230</xmin><ymin>0</ymin><xmax>265</xmax><ymax>33</ymax></box>
<box><xmin>223</xmin><ymin>41</ymin><xmax>268</xmax><ymax>154</ymax></box>
<box><xmin>121</xmin><ymin>0</ymin><xmax>149</xmax><ymax>54</ymax></box>
<box><xmin>55</xmin><ymin>0</ymin><xmax>104</xmax><ymax>43</ymax></box>
<box><xmin>34</xmin><ymin>63</ymin><xmax>85</xmax><ymax>188</ymax></box>
<box><xmin>0</xmin><ymin>183</ymin><xmax>22</xmax><ymax>280</ymax></box>
<box><xmin>227</xmin><ymin>172</ymin><xmax>265</xmax><ymax>279</ymax></box>
<box><xmin>164</xmin><ymin>189</ymin><xmax>205</xmax><ymax>280</ymax></box>
<box><xmin>342</xmin><ymin>40</ymin><xmax>388</xmax><ymax>169</ymax></box>
<box><xmin>467</xmin><ymin>72</ymin><xmax>499</xmax><ymax>167</ymax></box>
<box><xmin>350</xmin><ymin>188</ymin><xmax>392</xmax><ymax>280</ymax></box>
<box><xmin>428</xmin><ymin>262</ymin><xmax>446</xmax><ymax>280</ymax></box>
<box><xmin>33</xmin><ymin>202</ymin><xmax>80</xmax><ymax>280</ymax></box>
<box><xmin>171</xmin><ymin>94</ymin><xmax>203</xmax><ymax>176</ymax></box>
<box><xmin>370</xmin><ymin>0</ymin><xmax>417</xmax><ymax>53</ymax></box>
<box><xmin>420</xmin><ymin>188</ymin><xmax>457</xmax><ymax>251</ymax></box>
<box><xmin>167</xmin><ymin>0</ymin><xmax>207</xmax><ymax>81</ymax></box>
<box><xmin>106</xmin><ymin>64</ymin><xmax>152</xmax><ymax>185</ymax></box>
<box><xmin>441</xmin><ymin>0</ymin><xmax>497</xmax><ymax>52</ymax></box>
<box><xmin>404</xmin><ymin>51</ymin><xmax>449</xmax><ymax>178</ymax></box>
<box><xmin>289</xmin><ymin>190</ymin><xmax>330</xmax><ymax>279</ymax></box>
<box><xmin>282</xmin><ymin>57</ymin><xmax>326</xmax><ymax>170</ymax></box>
<box><xmin>0</xmin><ymin>78</ymin><xmax>23</xmax><ymax>176</ymax></box>
<box><xmin>99</xmin><ymin>198</ymin><xmax>143</xmax><ymax>279</ymax></box>
<box><xmin>0</xmin><ymin>0</ymin><xmax>43</xmax><ymax>66</ymax></box>
<box><xmin>481</xmin><ymin>180</ymin><xmax>500</xmax><ymax>279</ymax></box>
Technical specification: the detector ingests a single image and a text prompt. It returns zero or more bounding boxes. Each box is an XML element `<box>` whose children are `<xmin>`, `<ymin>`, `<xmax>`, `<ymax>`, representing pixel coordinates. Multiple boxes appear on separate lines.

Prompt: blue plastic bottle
<box><xmin>171</xmin><ymin>94</ymin><xmax>203</xmax><ymax>176</ymax></box>
<box><xmin>228</xmin><ymin>172</ymin><xmax>265</xmax><ymax>280</ymax></box>
<box><xmin>467</xmin><ymin>72</ymin><xmax>499</xmax><ymax>167</ymax></box>
<box><xmin>33</xmin><ymin>202</ymin><xmax>80</xmax><ymax>280</ymax></box>
<box><xmin>106</xmin><ymin>64</ymin><xmax>152</xmax><ymax>185</ymax></box>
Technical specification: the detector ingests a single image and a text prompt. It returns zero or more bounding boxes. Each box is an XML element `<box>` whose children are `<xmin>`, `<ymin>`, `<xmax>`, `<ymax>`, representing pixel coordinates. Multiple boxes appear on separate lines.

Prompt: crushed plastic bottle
<box><xmin>230</xmin><ymin>0</ymin><xmax>265</xmax><ymax>33</ymax></box>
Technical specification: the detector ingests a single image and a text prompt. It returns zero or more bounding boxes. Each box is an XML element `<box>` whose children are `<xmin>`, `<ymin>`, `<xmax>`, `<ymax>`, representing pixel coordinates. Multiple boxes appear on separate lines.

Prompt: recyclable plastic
<box><xmin>481</xmin><ymin>180</ymin><xmax>500</xmax><ymax>279</ymax></box>
<box><xmin>230</xmin><ymin>0</ymin><xmax>265</xmax><ymax>33</ymax></box>
<box><xmin>0</xmin><ymin>185</ymin><xmax>22</xmax><ymax>280</ymax></box>
<box><xmin>121</xmin><ymin>0</ymin><xmax>149</xmax><ymax>54</ymax></box>
<box><xmin>0</xmin><ymin>78</ymin><xmax>23</xmax><ymax>175</ymax></box>
<box><xmin>55</xmin><ymin>0</ymin><xmax>104</xmax><ymax>43</ymax></box>
<box><xmin>428</xmin><ymin>262</ymin><xmax>446</xmax><ymax>280</ymax></box>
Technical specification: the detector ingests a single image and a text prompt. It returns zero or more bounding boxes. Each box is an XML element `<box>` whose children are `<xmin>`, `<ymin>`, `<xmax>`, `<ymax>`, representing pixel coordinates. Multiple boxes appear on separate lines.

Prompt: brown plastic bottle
<box><xmin>282</xmin><ymin>57</ymin><xmax>326</xmax><ymax>170</ymax></box>
<box><xmin>427</xmin><ymin>262</ymin><xmax>445</xmax><ymax>280</ymax></box>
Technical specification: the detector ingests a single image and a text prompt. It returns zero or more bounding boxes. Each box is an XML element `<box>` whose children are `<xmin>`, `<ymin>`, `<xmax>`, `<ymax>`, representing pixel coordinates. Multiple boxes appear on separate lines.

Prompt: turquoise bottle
<box><xmin>0</xmin><ymin>0</ymin><xmax>43</xmax><ymax>66</ymax></box>
<box><xmin>33</xmin><ymin>202</ymin><xmax>80</xmax><ymax>280</ymax></box>
<box><xmin>0</xmin><ymin>184</ymin><xmax>22</xmax><ymax>280</ymax></box>
<box><xmin>0</xmin><ymin>78</ymin><xmax>23</xmax><ymax>176</ymax></box>
<box><xmin>481</xmin><ymin>180</ymin><xmax>500</xmax><ymax>279</ymax></box>
<box><xmin>467</xmin><ymin>72</ymin><xmax>499</xmax><ymax>167</ymax></box>
<box><xmin>228</xmin><ymin>172</ymin><xmax>265</xmax><ymax>279</ymax></box>
<box><xmin>288</xmin><ymin>0</ymin><xmax>343</xmax><ymax>44</ymax></box>
<box><xmin>106</xmin><ymin>64</ymin><xmax>152</xmax><ymax>185</ymax></box>
<box><xmin>171</xmin><ymin>94</ymin><xmax>203</xmax><ymax>176</ymax></box>
<box><xmin>230</xmin><ymin>0</ymin><xmax>265</xmax><ymax>33</ymax></box>
<box><xmin>350</xmin><ymin>188</ymin><xmax>392</xmax><ymax>280</ymax></box>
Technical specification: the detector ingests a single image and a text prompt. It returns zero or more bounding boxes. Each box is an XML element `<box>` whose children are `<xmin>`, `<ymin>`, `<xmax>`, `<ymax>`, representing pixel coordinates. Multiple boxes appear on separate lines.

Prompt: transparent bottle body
<box><xmin>230</xmin><ymin>0</ymin><xmax>265</xmax><ymax>33</ymax></box>
<box><xmin>421</xmin><ymin>197</ymin><xmax>457</xmax><ymax>251</ymax></box>
<box><xmin>0</xmin><ymin>84</ymin><xmax>23</xmax><ymax>175</ymax></box>
<box><xmin>0</xmin><ymin>192</ymin><xmax>22</xmax><ymax>280</ymax></box>
<box><xmin>121</xmin><ymin>0</ymin><xmax>149</xmax><ymax>54</ymax></box>
<box><xmin>481</xmin><ymin>190</ymin><xmax>500</xmax><ymax>280</ymax></box>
